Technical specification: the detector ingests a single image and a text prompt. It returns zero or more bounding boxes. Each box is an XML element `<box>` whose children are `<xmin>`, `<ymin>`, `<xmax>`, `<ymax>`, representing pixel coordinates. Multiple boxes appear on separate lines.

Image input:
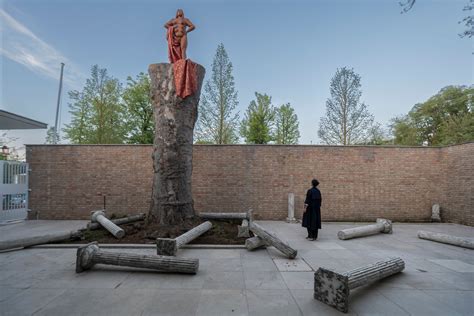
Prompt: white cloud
<box><xmin>0</xmin><ymin>9</ymin><xmax>85</xmax><ymax>88</ymax></box>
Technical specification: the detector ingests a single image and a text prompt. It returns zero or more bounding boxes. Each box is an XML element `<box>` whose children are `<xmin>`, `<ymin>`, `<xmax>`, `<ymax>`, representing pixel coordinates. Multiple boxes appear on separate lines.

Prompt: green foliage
<box><xmin>123</xmin><ymin>73</ymin><xmax>154</xmax><ymax>144</ymax></box>
<box><xmin>240</xmin><ymin>92</ymin><xmax>276</xmax><ymax>144</ymax></box>
<box><xmin>275</xmin><ymin>103</ymin><xmax>300</xmax><ymax>144</ymax></box>
<box><xmin>45</xmin><ymin>127</ymin><xmax>59</xmax><ymax>144</ymax></box>
<box><xmin>318</xmin><ymin>67</ymin><xmax>374</xmax><ymax>145</ymax></box>
<box><xmin>391</xmin><ymin>85</ymin><xmax>474</xmax><ymax>145</ymax></box>
<box><xmin>196</xmin><ymin>43</ymin><xmax>240</xmax><ymax>144</ymax></box>
<box><xmin>63</xmin><ymin>65</ymin><xmax>126</xmax><ymax>144</ymax></box>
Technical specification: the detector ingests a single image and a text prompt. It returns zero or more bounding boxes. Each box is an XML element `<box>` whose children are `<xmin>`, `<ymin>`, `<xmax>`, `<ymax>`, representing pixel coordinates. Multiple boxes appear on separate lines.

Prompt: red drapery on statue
<box><xmin>167</xmin><ymin>27</ymin><xmax>198</xmax><ymax>99</ymax></box>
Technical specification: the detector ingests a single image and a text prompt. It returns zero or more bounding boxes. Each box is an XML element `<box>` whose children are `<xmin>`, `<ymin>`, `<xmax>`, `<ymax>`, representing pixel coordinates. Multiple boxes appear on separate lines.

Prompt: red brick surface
<box><xmin>26</xmin><ymin>143</ymin><xmax>473</xmax><ymax>225</ymax></box>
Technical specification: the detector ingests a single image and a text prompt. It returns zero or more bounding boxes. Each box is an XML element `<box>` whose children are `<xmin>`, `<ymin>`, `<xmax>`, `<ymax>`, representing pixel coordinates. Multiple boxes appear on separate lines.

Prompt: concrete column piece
<box><xmin>314</xmin><ymin>257</ymin><xmax>405</xmax><ymax>313</ymax></box>
<box><xmin>286</xmin><ymin>193</ymin><xmax>296</xmax><ymax>223</ymax></box>
<box><xmin>245</xmin><ymin>236</ymin><xmax>267</xmax><ymax>250</ymax></box>
<box><xmin>198</xmin><ymin>212</ymin><xmax>248</xmax><ymax>220</ymax></box>
<box><xmin>156</xmin><ymin>221</ymin><xmax>212</xmax><ymax>256</ymax></box>
<box><xmin>76</xmin><ymin>242</ymin><xmax>199</xmax><ymax>274</ymax></box>
<box><xmin>86</xmin><ymin>213</ymin><xmax>145</xmax><ymax>230</ymax></box>
<box><xmin>337</xmin><ymin>218</ymin><xmax>392</xmax><ymax>240</ymax></box>
<box><xmin>249</xmin><ymin>222</ymin><xmax>297</xmax><ymax>259</ymax></box>
<box><xmin>238</xmin><ymin>219</ymin><xmax>250</xmax><ymax>238</ymax></box>
<box><xmin>431</xmin><ymin>204</ymin><xmax>441</xmax><ymax>222</ymax></box>
<box><xmin>91</xmin><ymin>210</ymin><xmax>125</xmax><ymax>239</ymax></box>
<box><xmin>418</xmin><ymin>230</ymin><xmax>474</xmax><ymax>249</ymax></box>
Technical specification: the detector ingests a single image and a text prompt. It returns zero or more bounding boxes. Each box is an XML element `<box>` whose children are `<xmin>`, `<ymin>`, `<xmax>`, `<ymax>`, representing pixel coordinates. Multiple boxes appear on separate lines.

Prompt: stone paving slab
<box><xmin>0</xmin><ymin>221</ymin><xmax>473</xmax><ymax>315</ymax></box>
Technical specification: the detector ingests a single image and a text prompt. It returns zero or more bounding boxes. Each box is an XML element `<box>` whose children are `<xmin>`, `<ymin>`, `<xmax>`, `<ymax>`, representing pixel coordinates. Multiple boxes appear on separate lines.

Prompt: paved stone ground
<box><xmin>0</xmin><ymin>221</ymin><xmax>473</xmax><ymax>315</ymax></box>
<box><xmin>0</xmin><ymin>220</ymin><xmax>89</xmax><ymax>243</ymax></box>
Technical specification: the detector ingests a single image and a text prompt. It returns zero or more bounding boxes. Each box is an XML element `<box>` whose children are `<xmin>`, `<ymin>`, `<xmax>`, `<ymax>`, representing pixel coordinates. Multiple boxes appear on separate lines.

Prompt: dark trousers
<box><xmin>307</xmin><ymin>228</ymin><xmax>318</xmax><ymax>239</ymax></box>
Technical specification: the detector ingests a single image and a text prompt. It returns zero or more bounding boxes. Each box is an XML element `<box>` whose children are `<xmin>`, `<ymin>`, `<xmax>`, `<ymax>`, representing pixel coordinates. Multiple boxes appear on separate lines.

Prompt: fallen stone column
<box><xmin>238</xmin><ymin>219</ymin><xmax>250</xmax><ymax>238</ymax></box>
<box><xmin>86</xmin><ymin>213</ymin><xmax>145</xmax><ymax>230</ymax></box>
<box><xmin>156</xmin><ymin>221</ymin><xmax>212</xmax><ymax>256</ymax></box>
<box><xmin>314</xmin><ymin>257</ymin><xmax>405</xmax><ymax>313</ymax></box>
<box><xmin>76</xmin><ymin>242</ymin><xmax>199</xmax><ymax>274</ymax></box>
<box><xmin>91</xmin><ymin>210</ymin><xmax>125</xmax><ymax>239</ymax></box>
<box><xmin>245</xmin><ymin>236</ymin><xmax>267</xmax><ymax>250</ymax></box>
<box><xmin>249</xmin><ymin>222</ymin><xmax>297</xmax><ymax>259</ymax></box>
<box><xmin>418</xmin><ymin>230</ymin><xmax>474</xmax><ymax>249</ymax></box>
<box><xmin>0</xmin><ymin>230</ymin><xmax>82</xmax><ymax>251</ymax></box>
<box><xmin>198</xmin><ymin>212</ymin><xmax>248</xmax><ymax>220</ymax></box>
<box><xmin>337</xmin><ymin>218</ymin><xmax>392</xmax><ymax>240</ymax></box>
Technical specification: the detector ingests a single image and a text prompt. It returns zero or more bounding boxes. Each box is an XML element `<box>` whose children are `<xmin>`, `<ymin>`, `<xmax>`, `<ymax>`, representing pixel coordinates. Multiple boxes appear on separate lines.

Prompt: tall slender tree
<box><xmin>123</xmin><ymin>73</ymin><xmax>154</xmax><ymax>144</ymax></box>
<box><xmin>275</xmin><ymin>103</ymin><xmax>300</xmax><ymax>144</ymax></box>
<box><xmin>240</xmin><ymin>92</ymin><xmax>276</xmax><ymax>144</ymax></box>
<box><xmin>195</xmin><ymin>43</ymin><xmax>239</xmax><ymax>144</ymax></box>
<box><xmin>318</xmin><ymin>67</ymin><xmax>374</xmax><ymax>145</ymax></box>
<box><xmin>64</xmin><ymin>65</ymin><xmax>126</xmax><ymax>144</ymax></box>
<box><xmin>45</xmin><ymin>127</ymin><xmax>60</xmax><ymax>144</ymax></box>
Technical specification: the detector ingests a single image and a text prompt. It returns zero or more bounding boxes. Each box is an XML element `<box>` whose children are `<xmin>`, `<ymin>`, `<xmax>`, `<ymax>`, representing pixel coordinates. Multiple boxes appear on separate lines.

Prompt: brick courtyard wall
<box><xmin>26</xmin><ymin>143</ymin><xmax>473</xmax><ymax>225</ymax></box>
<box><xmin>441</xmin><ymin>143</ymin><xmax>474</xmax><ymax>226</ymax></box>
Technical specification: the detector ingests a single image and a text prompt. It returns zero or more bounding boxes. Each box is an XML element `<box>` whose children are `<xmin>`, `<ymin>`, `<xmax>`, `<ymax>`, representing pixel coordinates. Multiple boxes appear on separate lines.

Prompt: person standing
<box><xmin>302</xmin><ymin>179</ymin><xmax>322</xmax><ymax>240</ymax></box>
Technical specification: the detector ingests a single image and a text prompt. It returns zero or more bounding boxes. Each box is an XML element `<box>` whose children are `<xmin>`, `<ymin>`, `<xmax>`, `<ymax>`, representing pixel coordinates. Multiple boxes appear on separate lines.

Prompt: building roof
<box><xmin>0</xmin><ymin>110</ymin><xmax>48</xmax><ymax>130</ymax></box>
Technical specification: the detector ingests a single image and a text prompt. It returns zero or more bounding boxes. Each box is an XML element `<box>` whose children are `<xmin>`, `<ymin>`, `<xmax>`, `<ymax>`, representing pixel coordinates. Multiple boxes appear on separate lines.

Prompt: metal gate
<box><xmin>0</xmin><ymin>161</ymin><xmax>29</xmax><ymax>224</ymax></box>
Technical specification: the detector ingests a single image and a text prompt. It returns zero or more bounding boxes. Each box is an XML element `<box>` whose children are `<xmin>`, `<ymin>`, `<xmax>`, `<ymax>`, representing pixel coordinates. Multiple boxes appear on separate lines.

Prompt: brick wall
<box><xmin>442</xmin><ymin>143</ymin><xmax>474</xmax><ymax>226</ymax></box>
<box><xmin>25</xmin><ymin>143</ymin><xmax>473</xmax><ymax>225</ymax></box>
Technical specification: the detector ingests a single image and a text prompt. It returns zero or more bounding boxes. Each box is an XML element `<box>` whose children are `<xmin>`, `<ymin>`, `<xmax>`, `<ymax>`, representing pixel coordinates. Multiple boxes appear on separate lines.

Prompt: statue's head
<box><xmin>176</xmin><ymin>9</ymin><xmax>184</xmax><ymax>18</ymax></box>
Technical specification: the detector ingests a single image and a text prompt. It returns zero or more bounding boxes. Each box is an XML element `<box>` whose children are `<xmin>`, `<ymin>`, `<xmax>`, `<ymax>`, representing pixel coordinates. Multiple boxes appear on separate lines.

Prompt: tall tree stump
<box><xmin>148</xmin><ymin>63</ymin><xmax>205</xmax><ymax>225</ymax></box>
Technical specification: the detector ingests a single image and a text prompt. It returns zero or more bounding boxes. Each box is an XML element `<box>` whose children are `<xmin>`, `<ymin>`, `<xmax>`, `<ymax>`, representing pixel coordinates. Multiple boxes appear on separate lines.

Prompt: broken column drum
<box><xmin>314</xmin><ymin>257</ymin><xmax>405</xmax><ymax>313</ymax></box>
<box><xmin>238</xmin><ymin>219</ymin><xmax>250</xmax><ymax>238</ymax></box>
<box><xmin>156</xmin><ymin>221</ymin><xmax>212</xmax><ymax>256</ymax></box>
<box><xmin>245</xmin><ymin>236</ymin><xmax>267</xmax><ymax>250</ymax></box>
<box><xmin>337</xmin><ymin>218</ymin><xmax>392</xmax><ymax>240</ymax></box>
<box><xmin>86</xmin><ymin>213</ymin><xmax>145</xmax><ymax>231</ymax></box>
<box><xmin>76</xmin><ymin>242</ymin><xmax>199</xmax><ymax>274</ymax></box>
<box><xmin>249</xmin><ymin>222</ymin><xmax>297</xmax><ymax>259</ymax></box>
<box><xmin>286</xmin><ymin>193</ymin><xmax>296</xmax><ymax>223</ymax></box>
<box><xmin>418</xmin><ymin>230</ymin><xmax>474</xmax><ymax>250</ymax></box>
<box><xmin>91</xmin><ymin>210</ymin><xmax>125</xmax><ymax>239</ymax></box>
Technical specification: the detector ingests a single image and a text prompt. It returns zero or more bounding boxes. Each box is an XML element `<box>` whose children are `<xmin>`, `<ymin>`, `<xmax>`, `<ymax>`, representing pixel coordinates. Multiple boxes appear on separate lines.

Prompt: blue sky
<box><xmin>1</xmin><ymin>0</ymin><xmax>472</xmax><ymax>151</ymax></box>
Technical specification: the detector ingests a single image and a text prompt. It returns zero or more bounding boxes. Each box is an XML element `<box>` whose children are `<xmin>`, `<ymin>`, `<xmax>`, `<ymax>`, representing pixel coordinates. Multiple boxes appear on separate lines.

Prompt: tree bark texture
<box><xmin>148</xmin><ymin>63</ymin><xmax>205</xmax><ymax>225</ymax></box>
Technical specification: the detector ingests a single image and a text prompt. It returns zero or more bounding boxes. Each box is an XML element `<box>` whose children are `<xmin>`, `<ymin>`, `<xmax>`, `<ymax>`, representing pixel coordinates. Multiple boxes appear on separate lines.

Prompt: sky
<box><xmin>1</xmin><ymin>0</ymin><xmax>472</xmax><ymax>154</ymax></box>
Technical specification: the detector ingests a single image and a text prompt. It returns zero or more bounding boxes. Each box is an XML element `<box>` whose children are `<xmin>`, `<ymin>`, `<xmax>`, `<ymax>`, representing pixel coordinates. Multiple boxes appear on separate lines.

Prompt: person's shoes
<box><xmin>311</xmin><ymin>238</ymin><xmax>317</xmax><ymax>241</ymax></box>
<box><xmin>305</xmin><ymin>237</ymin><xmax>311</xmax><ymax>240</ymax></box>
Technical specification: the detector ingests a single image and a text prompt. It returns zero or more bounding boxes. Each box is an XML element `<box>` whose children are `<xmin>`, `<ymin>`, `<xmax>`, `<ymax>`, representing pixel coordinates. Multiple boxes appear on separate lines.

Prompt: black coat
<box><xmin>302</xmin><ymin>187</ymin><xmax>322</xmax><ymax>230</ymax></box>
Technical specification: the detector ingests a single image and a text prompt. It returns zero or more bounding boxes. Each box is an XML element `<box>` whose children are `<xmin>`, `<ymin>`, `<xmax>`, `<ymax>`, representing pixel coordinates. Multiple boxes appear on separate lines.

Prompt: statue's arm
<box><xmin>164</xmin><ymin>18</ymin><xmax>174</xmax><ymax>29</ymax></box>
<box><xmin>185</xmin><ymin>19</ymin><xmax>195</xmax><ymax>33</ymax></box>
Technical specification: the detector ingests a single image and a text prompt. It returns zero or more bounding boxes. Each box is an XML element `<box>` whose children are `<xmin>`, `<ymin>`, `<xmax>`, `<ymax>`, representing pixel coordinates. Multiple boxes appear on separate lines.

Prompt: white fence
<box><xmin>0</xmin><ymin>161</ymin><xmax>29</xmax><ymax>224</ymax></box>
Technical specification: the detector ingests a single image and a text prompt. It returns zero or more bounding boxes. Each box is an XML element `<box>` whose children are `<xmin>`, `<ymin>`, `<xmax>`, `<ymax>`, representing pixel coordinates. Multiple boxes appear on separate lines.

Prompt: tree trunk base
<box><xmin>147</xmin><ymin>63</ymin><xmax>205</xmax><ymax>226</ymax></box>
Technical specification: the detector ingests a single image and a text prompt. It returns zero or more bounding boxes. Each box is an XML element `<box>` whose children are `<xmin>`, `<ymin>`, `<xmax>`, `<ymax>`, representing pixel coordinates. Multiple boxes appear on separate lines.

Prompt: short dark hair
<box><xmin>312</xmin><ymin>179</ymin><xmax>319</xmax><ymax>187</ymax></box>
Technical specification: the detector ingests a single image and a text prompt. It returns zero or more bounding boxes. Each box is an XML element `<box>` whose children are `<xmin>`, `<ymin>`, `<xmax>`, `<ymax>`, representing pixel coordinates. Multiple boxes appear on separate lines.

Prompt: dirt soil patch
<box><xmin>66</xmin><ymin>217</ymin><xmax>251</xmax><ymax>245</ymax></box>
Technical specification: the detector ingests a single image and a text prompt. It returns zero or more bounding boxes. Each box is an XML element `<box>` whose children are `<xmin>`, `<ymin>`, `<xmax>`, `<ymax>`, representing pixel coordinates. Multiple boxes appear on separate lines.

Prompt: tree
<box><xmin>45</xmin><ymin>127</ymin><xmax>60</xmax><ymax>144</ymax></box>
<box><xmin>0</xmin><ymin>132</ymin><xmax>22</xmax><ymax>160</ymax></box>
<box><xmin>363</xmin><ymin>122</ymin><xmax>389</xmax><ymax>145</ymax></box>
<box><xmin>318</xmin><ymin>67</ymin><xmax>374</xmax><ymax>145</ymax></box>
<box><xmin>240</xmin><ymin>92</ymin><xmax>276</xmax><ymax>144</ymax></box>
<box><xmin>195</xmin><ymin>44</ymin><xmax>239</xmax><ymax>144</ymax></box>
<box><xmin>459</xmin><ymin>0</ymin><xmax>474</xmax><ymax>38</ymax></box>
<box><xmin>400</xmin><ymin>0</ymin><xmax>473</xmax><ymax>38</ymax></box>
<box><xmin>274</xmin><ymin>103</ymin><xmax>300</xmax><ymax>144</ymax></box>
<box><xmin>63</xmin><ymin>65</ymin><xmax>126</xmax><ymax>144</ymax></box>
<box><xmin>123</xmin><ymin>73</ymin><xmax>154</xmax><ymax>144</ymax></box>
<box><xmin>391</xmin><ymin>85</ymin><xmax>474</xmax><ymax>145</ymax></box>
